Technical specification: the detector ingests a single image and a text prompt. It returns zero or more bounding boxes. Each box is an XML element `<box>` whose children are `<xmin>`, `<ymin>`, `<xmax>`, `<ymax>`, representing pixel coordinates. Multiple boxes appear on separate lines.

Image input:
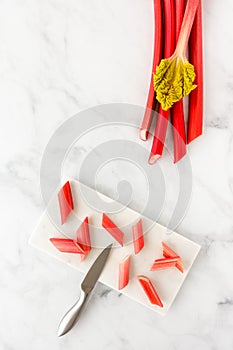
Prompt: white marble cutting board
<box><xmin>30</xmin><ymin>179</ymin><xmax>200</xmax><ymax>315</ymax></box>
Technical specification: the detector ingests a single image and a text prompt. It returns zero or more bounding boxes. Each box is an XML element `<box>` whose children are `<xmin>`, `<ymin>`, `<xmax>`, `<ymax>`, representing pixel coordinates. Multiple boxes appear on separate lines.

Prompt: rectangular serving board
<box><xmin>29</xmin><ymin>179</ymin><xmax>200</xmax><ymax>315</ymax></box>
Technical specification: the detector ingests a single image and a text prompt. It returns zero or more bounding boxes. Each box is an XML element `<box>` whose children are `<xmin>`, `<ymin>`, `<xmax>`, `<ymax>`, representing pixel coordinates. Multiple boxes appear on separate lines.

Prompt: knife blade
<box><xmin>57</xmin><ymin>243</ymin><xmax>112</xmax><ymax>337</ymax></box>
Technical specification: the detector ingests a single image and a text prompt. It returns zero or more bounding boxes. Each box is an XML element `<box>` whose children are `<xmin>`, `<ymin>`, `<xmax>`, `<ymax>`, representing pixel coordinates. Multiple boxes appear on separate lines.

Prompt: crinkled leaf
<box><xmin>153</xmin><ymin>57</ymin><xmax>197</xmax><ymax>110</ymax></box>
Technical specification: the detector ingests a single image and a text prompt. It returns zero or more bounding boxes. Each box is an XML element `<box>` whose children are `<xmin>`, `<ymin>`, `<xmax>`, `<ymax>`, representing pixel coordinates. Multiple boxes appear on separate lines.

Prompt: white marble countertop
<box><xmin>1</xmin><ymin>0</ymin><xmax>233</xmax><ymax>349</ymax></box>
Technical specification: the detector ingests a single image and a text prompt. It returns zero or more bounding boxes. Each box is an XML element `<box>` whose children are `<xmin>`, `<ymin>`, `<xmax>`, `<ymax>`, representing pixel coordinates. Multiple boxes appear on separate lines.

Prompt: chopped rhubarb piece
<box><xmin>58</xmin><ymin>181</ymin><xmax>74</xmax><ymax>225</ymax></box>
<box><xmin>76</xmin><ymin>217</ymin><xmax>91</xmax><ymax>253</ymax></box>
<box><xmin>162</xmin><ymin>242</ymin><xmax>184</xmax><ymax>273</ymax></box>
<box><xmin>76</xmin><ymin>217</ymin><xmax>91</xmax><ymax>261</ymax></box>
<box><xmin>150</xmin><ymin>256</ymin><xmax>180</xmax><ymax>271</ymax></box>
<box><xmin>132</xmin><ymin>219</ymin><xmax>144</xmax><ymax>254</ymax></box>
<box><xmin>118</xmin><ymin>255</ymin><xmax>130</xmax><ymax>290</ymax></box>
<box><xmin>102</xmin><ymin>213</ymin><xmax>124</xmax><ymax>246</ymax></box>
<box><xmin>137</xmin><ymin>275</ymin><xmax>163</xmax><ymax>307</ymax></box>
<box><xmin>49</xmin><ymin>238</ymin><xmax>85</xmax><ymax>254</ymax></box>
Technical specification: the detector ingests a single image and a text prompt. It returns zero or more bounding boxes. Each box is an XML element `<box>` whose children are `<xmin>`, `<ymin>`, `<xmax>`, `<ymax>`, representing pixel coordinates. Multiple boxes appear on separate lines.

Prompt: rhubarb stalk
<box><xmin>172</xmin><ymin>0</ymin><xmax>187</xmax><ymax>163</ymax></box>
<box><xmin>149</xmin><ymin>0</ymin><xmax>176</xmax><ymax>164</ymax></box>
<box><xmin>140</xmin><ymin>0</ymin><xmax>163</xmax><ymax>141</ymax></box>
<box><xmin>153</xmin><ymin>0</ymin><xmax>200</xmax><ymax>111</ymax></box>
<box><xmin>187</xmin><ymin>1</ymin><xmax>203</xmax><ymax>143</ymax></box>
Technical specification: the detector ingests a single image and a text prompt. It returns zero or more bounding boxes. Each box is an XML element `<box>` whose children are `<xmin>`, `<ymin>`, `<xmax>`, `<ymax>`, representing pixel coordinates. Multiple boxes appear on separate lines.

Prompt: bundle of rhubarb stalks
<box><xmin>140</xmin><ymin>0</ymin><xmax>203</xmax><ymax>164</ymax></box>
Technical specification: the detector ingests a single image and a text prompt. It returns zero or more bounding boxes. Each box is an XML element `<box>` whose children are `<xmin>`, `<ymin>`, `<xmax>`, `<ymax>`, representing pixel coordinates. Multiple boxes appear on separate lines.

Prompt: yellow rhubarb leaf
<box><xmin>153</xmin><ymin>57</ymin><xmax>197</xmax><ymax>110</ymax></box>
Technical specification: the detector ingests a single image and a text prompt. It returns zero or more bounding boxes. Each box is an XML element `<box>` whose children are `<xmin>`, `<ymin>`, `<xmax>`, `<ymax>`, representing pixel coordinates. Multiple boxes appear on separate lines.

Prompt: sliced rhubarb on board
<box><xmin>132</xmin><ymin>219</ymin><xmax>144</xmax><ymax>254</ymax></box>
<box><xmin>49</xmin><ymin>238</ymin><xmax>85</xmax><ymax>254</ymax></box>
<box><xmin>58</xmin><ymin>181</ymin><xmax>74</xmax><ymax>225</ymax></box>
<box><xmin>162</xmin><ymin>242</ymin><xmax>184</xmax><ymax>273</ymax></box>
<box><xmin>102</xmin><ymin>213</ymin><xmax>124</xmax><ymax>246</ymax></box>
<box><xmin>118</xmin><ymin>255</ymin><xmax>130</xmax><ymax>290</ymax></box>
<box><xmin>137</xmin><ymin>275</ymin><xmax>163</xmax><ymax>307</ymax></box>
<box><xmin>150</xmin><ymin>256</ymin><xmax>180</xmax><ymax>271</ymax></box>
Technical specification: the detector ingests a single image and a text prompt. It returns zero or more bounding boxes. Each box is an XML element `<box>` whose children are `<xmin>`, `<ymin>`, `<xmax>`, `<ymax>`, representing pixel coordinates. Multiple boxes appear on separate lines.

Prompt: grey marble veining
<box><xmin>0</xmin><ymin>0</ymin><xmax>233</xmax><ymax>349</ymax></box>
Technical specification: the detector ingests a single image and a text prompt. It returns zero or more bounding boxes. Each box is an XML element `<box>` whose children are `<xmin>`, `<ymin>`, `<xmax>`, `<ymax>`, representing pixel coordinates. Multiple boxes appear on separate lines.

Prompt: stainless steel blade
<box><xmin>81</xmin><ymin>243</ymin><xmax>112</xmax><ymax>294</ymax></box>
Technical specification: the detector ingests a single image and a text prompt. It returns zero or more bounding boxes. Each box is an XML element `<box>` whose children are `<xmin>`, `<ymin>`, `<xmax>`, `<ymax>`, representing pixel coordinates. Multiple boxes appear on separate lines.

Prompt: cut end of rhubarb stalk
<box><xmin>132</xmin><ymin>219</ymin><xmax>144</xmax><ymax>254</ymax></box>
<box><xmin>102</xmin><ymin>213</ymin><xmax>124</xmax><ymax>246</ymax></box>
<box><xmin>187</xmin><ymin>130</ymin><xmax>202</xmax><ymax>144</ymax></box>
<box><xmin>148</xmin><ymin>154</ymin><xmax>161</xmax><ymax>165</ymax></box>
<box><xmin>118</xmin><ymin>255</ymin><xmax>130</xmax><ymax>290</ymax></box>
<box><xmin>139</xmin><ymin>128</ymin><xmax>149</xmax><ymax>141</ymax></box>
<box><xmin>137</xmin><ymin>275</ymin><xmax>163</xmax><ymax>307</ymax></box>
<box><xmin>58</xmin><ymin>181</ymin><xmax>74</xmax><ymax>225</ymax></box>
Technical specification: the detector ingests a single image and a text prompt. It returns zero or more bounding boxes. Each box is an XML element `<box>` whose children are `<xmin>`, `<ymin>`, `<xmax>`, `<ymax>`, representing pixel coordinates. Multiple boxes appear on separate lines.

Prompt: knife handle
<box><xmin>57</xmin><ymin>289</ymin><xmax>89</xmax><ymax>337</ymax></box>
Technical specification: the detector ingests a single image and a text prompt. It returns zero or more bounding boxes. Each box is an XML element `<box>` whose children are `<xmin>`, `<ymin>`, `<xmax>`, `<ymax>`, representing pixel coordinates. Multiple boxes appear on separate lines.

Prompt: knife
<box><xmin>57</xmin><ymin>244</ymin><xmax>112</xmax><ymax>337</ymax></box>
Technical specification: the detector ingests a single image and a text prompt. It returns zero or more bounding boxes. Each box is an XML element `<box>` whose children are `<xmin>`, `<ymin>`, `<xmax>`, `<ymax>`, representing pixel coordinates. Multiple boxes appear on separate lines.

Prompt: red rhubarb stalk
<box><xmin>102</xmin><ymin>213</ymin><xmax>124</xmax><ymax>246</ymax></box>
<box><xmin>132</xmin><ymin>219</ymin><xmax>144</xmax><ymax>254</ymax></box>
<box><xmin>140</xmin><ymin>0</ymin><xmax>163</xmax><ymax>141</ymax></box>
<box><xmin>188</xmin><ymin>1</ymin><xmax>203</xmax><ymax>143</ymax></box>
<box><xmin>149</xmin><ymin>0</ymin><xmax>175</xmax><ymax>164</ymax></box>
<box><xmin>118</xmin><ymin>255</ymin><xmax>130</xmax><ymax>290</ymax></box>
<box><xmin>137</xmin><ymin>275</ymin><xmax>163</xmax><ymax>307</ymax></box>
<box><xmin>58</xmin><ymin>181</ymin><xmax>74</xmax><ymax>225</ymax></box>
<box><xmin>76</xmin><ymin>217</ymin><xmax>91</xmax><ymax>260</ymax></box>
<box><xmin>150</xmin><ymin>256</ymin><xmax>180</xmax><ymax>270</ymax></box>
<box><xmin>162</xmin><ymin>242</ymin><xmax>184</xmax><ymax>272</ymax></box>
<box><xmin>172</xmin><ymin>0</ymin><xmax>186</xmax><ymax>163</ymax></box>
<box><xmin>49</xmin><ymin>238</ymin><xmax>85</xmax><ymax>254</ymax></box>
